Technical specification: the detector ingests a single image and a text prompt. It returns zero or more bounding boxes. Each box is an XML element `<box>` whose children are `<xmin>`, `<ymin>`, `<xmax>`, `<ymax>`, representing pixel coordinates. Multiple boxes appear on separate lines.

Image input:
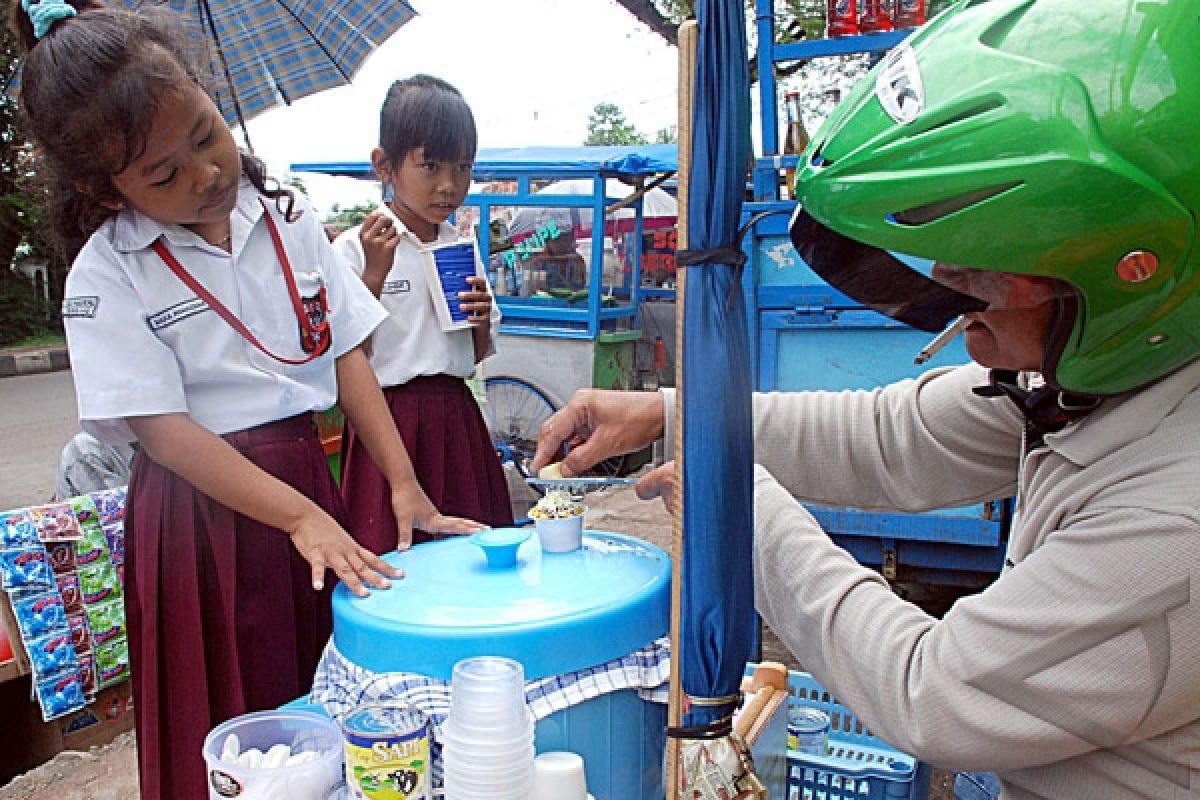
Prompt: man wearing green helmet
<box><xmin>533</xmin><ymin>0</ymin><xmax>1200</xmax><ymax>796</ymax></box>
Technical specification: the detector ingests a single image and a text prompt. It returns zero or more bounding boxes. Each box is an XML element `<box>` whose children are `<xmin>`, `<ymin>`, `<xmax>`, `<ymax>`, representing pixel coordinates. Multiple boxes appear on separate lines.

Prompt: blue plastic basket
<box><xmin>786</xmin><ymin>671</ymin><xmax>918</xmax><ymax>800</ymax></box>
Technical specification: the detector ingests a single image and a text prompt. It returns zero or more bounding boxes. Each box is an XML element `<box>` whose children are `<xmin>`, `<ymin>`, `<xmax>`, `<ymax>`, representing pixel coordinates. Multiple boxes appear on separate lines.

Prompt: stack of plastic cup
<box><xmin>441</xmin><ymin>656</ymin><xmax>534</xmax><ymax>800</ymax></box>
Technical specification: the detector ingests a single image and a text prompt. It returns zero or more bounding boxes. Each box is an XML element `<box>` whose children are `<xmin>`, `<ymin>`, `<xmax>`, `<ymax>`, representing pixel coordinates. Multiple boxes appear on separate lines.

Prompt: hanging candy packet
<box><xmin>12</xmin><ymin>590</ymin><xmax>69</xmax><ymax>641</ymax></box>
<box><xmin>86</xmin><ymin>597</ymin><xmax>126</xmax><ymax>647</ymax></box>
<box><xmin>67</xmin><ymin>610</ymin><xmax>91</xmax><ymax>651</ymax></box>
<box><xmin>76</xmin><ymin>649</ymin><xmax>98</xmax><ymax>697</ymax></box>
<box><xmin>28</xmin><ymin>502</ymin><xmax>84</xmax><ymax>543</ymax></box>
<box><xmin>79</xmin><ymin>560</ymin><xmax>122</xmax><ymax>605</ymax></box>
<box><xmin>46</xmin><ymin>541</ymin><xmax>78</xmax><ymax>574</ymax></box>
<box><xmin>34</xmin><ymin>670</ymin><xmax>87</xmax><ymax>721</ymax></box>
<box><xmin>102</xmin><ymin>521</ymin><xmax>125</xmax><ymax>567</ymax></box>
<box><xmin>0</xmin><ymin>509</ymin><xmax>39</xmax><ymax>550</ymax></box>
<box><xmin>25</xmin><ymin>631</ymin><xmax>79</xmax><ymax>676</ymax></box>
<box><xmin>56</xmin><ymin>572</ymin><xmax>84</xmax><ymax>616</ymax></box>
<box><xmin>96</xmin><ymin>638</ymin><xmax>130</xmax><ymax>687</ymax></box>
<box><xmin>89</xmin><ymin>488</ymin><xmax>126</xmax><ymax>525</ymax></box>
<box><xmin>0</xmin><ymin>547</ymin><xmax>56</xmax><ymax>591</ymax></box>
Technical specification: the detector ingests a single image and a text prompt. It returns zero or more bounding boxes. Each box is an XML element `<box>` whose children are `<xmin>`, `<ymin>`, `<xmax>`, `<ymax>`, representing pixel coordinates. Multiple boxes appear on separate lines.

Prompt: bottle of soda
<box><xmin>782</xmin><ymin>92</ymin><xmax>809</xmax><ymax>200</ymax></box>
<box><xmin>892</xmin><ymin>0</ymin><xmax>926</xmax><ymax>28</ymax></box>
<box><xmin>826</xmin><ymin>0</ymin><xmax>859</xmax><ymax>37</ymax></box>
<box><xmin>858</xmin><ymin>0</ymin><xmax>894</xmax><ymax>32</ymax></box>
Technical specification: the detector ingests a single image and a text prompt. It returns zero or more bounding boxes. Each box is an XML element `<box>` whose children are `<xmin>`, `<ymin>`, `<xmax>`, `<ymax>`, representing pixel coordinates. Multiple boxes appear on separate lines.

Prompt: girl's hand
<box><xmin>389</xmin><ymin>481</ymin><xmax>488</xmax><ymax>550</ymax></box>
<box><xmin>288</xmin><ymin>511</ymin><xmax>403</xmax><ymax>597</ymax></box>
<box><xmin>458</xmin><ymin>276</ymin><xmax>494</xmax><ymax>326</ymax></box>
<box><xmin>359</xmin><ymin>211</ymin><xmax>400</xmax><ymax>286</ymax></box>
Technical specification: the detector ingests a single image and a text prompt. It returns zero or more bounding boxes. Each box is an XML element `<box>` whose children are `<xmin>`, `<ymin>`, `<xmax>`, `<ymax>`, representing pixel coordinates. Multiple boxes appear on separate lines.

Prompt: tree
<box><xmin>585</xmin><ymin>103</ymin><xmax>649</xmax><ymax>146</ymax></box>
<box><xmin>1</xmin><ymin>0</ymin><xmax>62</xmax><ymax>343</ymax></box>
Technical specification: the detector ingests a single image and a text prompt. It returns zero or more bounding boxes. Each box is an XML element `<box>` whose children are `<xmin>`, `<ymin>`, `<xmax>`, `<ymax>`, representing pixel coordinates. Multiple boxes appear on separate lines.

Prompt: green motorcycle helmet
<box><xmin>790</xmin><ymin>0</ymin><xmax>1200</xmax><ymax>395</ymax></box>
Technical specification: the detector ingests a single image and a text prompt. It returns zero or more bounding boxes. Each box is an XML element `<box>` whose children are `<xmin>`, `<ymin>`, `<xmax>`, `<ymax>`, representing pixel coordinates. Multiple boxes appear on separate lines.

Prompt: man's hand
<box><xmin>531</xmin><ymin>389</ymin><xmax>666</xmax><ymax>477</ymax></box>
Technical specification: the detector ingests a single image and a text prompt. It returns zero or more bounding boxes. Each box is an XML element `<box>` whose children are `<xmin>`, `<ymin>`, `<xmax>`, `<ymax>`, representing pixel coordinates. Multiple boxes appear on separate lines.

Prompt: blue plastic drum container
<box><xmin>331</xmin><ymin>530</ymin><xmax>671</xmax><ymax>800</ymax></box>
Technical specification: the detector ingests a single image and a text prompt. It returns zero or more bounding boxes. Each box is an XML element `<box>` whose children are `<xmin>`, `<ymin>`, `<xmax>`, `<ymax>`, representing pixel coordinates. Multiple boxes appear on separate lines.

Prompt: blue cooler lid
<box><xmin>332</xmin><ymin>530</ymin><xmax>671</xmax><ymax>680</ymax></box>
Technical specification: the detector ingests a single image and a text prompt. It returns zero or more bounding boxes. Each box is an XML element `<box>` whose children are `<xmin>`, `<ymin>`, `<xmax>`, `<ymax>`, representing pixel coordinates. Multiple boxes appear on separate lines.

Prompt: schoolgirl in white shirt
<box><xmin>333</xmin><ymin>75</ymin><xmax>513</xmax><ymax>541</ymax></box>
<box><xmin>11</xmin><ymin>5</ymin><xmax>483</xmax><ymax>798</ymax></box>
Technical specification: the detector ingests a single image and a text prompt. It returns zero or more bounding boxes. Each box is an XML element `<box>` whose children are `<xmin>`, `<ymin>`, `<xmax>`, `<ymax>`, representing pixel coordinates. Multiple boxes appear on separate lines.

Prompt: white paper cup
<box><xmin>533</xmin><ymin>513</ymin><xmax>584</xmax><ymax>553</ymax></box>
<box><xmin>532</xmin><ymin>751</ymin><xmax>589</xmax><ymax>800</ymax></box>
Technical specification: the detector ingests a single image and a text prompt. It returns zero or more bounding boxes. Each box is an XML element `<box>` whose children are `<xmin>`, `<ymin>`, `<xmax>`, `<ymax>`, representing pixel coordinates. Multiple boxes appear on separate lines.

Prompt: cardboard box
<box><xmin>59</xmin><ymin>680</ymin><xmax>135</xmax><ymax>751</ymax></box>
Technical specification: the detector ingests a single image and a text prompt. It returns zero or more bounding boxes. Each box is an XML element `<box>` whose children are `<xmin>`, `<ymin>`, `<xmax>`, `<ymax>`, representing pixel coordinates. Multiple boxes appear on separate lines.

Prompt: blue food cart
<box><xmin>291</xmin><ymin>145</ymin><xmax>679</xmax><ymax>475</ymax></box>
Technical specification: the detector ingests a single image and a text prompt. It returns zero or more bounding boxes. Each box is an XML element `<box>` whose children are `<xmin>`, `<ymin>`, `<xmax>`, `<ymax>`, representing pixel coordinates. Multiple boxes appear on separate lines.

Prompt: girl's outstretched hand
<box><xmin>389</xmin><ymin>481</ymin><xmax>488</xmax><ymax>551</ymax></box>
<box><xmin>288</xmin><ymin>511</ymin><xmax>402</xmax><ymax>597</ymax></box>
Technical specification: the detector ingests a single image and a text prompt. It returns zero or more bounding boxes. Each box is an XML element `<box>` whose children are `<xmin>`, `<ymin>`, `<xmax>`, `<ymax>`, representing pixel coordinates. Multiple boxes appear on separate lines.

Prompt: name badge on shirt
<box><xmin>382</xmin><ymin>279</ymin><xmax>411</xmax><ymax>294</ymax></box>
<box><xmin>62</xmin><ymin>296</ymin><xmax>100</xmax><ymax>319</ymax></box>
<box><xmin>147</xmin><ymin>298</ymin><xmax>210</xmax><ymax>330</ymax></box>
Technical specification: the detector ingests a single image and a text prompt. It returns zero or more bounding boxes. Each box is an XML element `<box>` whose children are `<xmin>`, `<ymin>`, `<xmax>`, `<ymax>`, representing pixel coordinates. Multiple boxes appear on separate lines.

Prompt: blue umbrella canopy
<box><xmin>117</xmin><ymin>0</ymin><xmax>416</xmax><ymax>130</ymax></box>
<box><xmin>677</xmin><ymin>0</ymin><xmax>755</xmax><ymax>733</ymax></box>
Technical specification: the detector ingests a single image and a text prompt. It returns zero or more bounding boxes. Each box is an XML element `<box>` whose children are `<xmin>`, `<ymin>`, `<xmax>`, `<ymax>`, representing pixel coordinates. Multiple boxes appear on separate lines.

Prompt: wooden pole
<box><xmin>666</xmin><ymin>18</ymin><xmax>697</xmax><ymax>800</ymax></box>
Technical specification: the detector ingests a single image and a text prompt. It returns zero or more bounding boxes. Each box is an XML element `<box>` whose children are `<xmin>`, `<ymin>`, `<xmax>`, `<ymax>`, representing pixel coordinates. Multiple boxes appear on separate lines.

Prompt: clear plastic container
<box><xmin>202</xmin><ymin>709</ymin><xmax>343</xmax><ymax>800</ymax></box>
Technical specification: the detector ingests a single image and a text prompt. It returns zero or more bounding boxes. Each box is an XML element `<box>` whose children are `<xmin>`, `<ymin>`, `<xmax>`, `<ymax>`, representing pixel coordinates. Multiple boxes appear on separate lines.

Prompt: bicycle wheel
<box><xmin>482</xmin><ymin>376</ymin><xmax>558</xmax><ymax>479</ymax></box>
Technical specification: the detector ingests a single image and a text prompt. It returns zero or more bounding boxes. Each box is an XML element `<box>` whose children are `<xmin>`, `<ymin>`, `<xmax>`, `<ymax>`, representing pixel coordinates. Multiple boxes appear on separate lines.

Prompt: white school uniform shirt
<box><xmin>63</xmin><ymin>180</ymin><xmax>387</xmax><ymax>443</ymax></box>
<box><xmin>330</xmin><ymin>210</ymin><xmax>500</xmax><ymax>388</ymax></box>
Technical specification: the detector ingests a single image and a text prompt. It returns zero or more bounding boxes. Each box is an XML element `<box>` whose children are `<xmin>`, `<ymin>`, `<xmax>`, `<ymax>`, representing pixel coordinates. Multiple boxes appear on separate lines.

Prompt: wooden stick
<box><xmin>666</xmin><ymin>17</ymin><xmax>698</xmax><ymax>800</ymax></box>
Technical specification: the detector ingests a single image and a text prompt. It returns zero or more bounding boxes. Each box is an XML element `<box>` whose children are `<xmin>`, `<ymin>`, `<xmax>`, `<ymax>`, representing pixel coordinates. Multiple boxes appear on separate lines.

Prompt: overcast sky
<box><xmin>244</xmin><ymin>0</ymin><xmax>680</xmax><ymax>215</ymax></box>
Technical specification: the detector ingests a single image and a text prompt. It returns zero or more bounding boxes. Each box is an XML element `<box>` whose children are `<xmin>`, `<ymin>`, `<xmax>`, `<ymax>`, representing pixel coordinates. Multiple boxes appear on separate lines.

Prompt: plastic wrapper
<box><xmin>102</xmin><ymin>521</ymin><xmax>125</xmax><ymax>567</ymax></box>
<box><xmin>0</xmin><ymin>547</ymin><xmax>56</xmax><ymax>591</ymax></box>
<box><xmin>79</xmin><ymin>560</ymin><xmax>122</xmax><ymax>606</ymax></box>
<box><xmin>1</xmin><ymin>510</ymin><xmax>39</xmax><ymax>550</ymax></box>
<box><xmin>97</xmin><ymin>637</ymin><xmax>131</xmax><ymax>687</ymax></box>
<box><xmin>89</xmin><ymin>487</ymin><xmax>127</xmax><ymax>525</ymax></box>
<box><xmin>28</xmin><ymin>502</ymin><xmax>84</xmax><ymax>543</ymax></box>
<box><xmin>57</xmin><ymin>571</ymin><xmax>84</xmax><ymax>615</ymax></box>
<box><xmin>34</xmin><ymin>670</ymin><xmax>87</xmax><ymax>721</ymax></box>
<box><xmin>87</xmin><ymin>597</ymin><xmax>127</xmax><ymax>646</ymax></box>
<box><xmin>46</xmin><ymin>541</ymin><xmax>78</xmax><ymax>574</ymax></box>
<box><xmin>12</xmin><ymin>589</ymin><xmax>69</xmax><ymax>641</ymax></box>
<box><xmin>25</xmin><ymin>631</ymin><xmax>78</xmax><ymax>676</ymax></box>
<box><xmin>67</xmin><ymin>610</ymin><xmax>92</xmax><ymax>650</ymax></box>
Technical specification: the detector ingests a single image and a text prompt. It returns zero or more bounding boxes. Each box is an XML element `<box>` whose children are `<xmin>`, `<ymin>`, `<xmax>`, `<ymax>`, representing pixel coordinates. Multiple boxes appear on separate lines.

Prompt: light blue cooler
<box><xmin>330</xmin><ymin>530</ymin><xmax>671</xmax><ymax>800</ymax></box>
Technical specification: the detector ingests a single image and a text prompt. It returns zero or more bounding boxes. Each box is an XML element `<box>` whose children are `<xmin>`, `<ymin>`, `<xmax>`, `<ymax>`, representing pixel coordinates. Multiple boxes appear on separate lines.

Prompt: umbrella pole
<box><xmin>666</xmin><ymin>18</ymin><xmax>698</xmax><ymax>800</ymax></box>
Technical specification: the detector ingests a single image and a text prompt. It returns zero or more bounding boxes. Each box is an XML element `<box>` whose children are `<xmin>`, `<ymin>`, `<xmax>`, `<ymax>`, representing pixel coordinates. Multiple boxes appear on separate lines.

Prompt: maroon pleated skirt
<box><xmin>340</xmin><ymin>374</ymin><xmax>514</xmax><ymax>546</ymax></box>
<box><xmin>124</xmin><ymin>414</ymin><xmax>350</xmax><ymax>800</ymax></box>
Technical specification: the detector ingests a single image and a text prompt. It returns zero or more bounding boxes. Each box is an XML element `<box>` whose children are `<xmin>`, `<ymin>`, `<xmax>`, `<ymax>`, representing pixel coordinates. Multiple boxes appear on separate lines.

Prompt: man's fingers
<box><xmin>635</xmin><ymin>463</ymin><xmax>676</xmax><ymax>513</ymax></box>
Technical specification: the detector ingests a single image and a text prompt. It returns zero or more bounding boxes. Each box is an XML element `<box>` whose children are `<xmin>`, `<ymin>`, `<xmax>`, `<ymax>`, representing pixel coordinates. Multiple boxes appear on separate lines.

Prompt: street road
<box><xmin>0</xmin><ymin>370</ymin><xmax>79</xmax><ymax>510</ymax></box>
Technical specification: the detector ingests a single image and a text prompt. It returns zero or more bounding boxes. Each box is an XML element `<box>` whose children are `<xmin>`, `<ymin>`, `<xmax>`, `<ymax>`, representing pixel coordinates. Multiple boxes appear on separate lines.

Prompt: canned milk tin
<box><xmin>787</xmin><ymin>707</ymin><xmax>830</xmax><ymax>756</ymax></box>
<box><xmin>340</xmin><ymin>702</ymin><xmax>431</xmax><ymax>800</ymax></box>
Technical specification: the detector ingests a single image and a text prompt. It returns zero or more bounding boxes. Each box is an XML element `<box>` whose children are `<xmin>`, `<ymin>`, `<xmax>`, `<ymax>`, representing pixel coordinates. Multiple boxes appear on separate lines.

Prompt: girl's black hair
<box><xmin>8</xmin><ymin>1</ymin><xmax>295</xmax><ymax>261</ymax></box>
<box><xmin>379</xmin><ymin>74</ymin><xmax>477</xmax><ymax>165</ymax></box>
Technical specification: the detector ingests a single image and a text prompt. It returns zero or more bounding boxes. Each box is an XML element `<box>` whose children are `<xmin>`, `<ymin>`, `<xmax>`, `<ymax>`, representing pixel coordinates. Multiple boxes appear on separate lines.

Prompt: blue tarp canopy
<box><xmin>290</xmin><ymin>144</ymin><xmax>678</xmax><ymax>181</ymax></box>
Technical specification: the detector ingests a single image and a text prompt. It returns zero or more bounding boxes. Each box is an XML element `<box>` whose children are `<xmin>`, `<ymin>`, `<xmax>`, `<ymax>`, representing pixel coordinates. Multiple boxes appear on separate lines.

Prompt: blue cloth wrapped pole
<box><xmin>678</xmin><ymin>0</ymin><xmax>756</xmax><ymax>730</ymax></box>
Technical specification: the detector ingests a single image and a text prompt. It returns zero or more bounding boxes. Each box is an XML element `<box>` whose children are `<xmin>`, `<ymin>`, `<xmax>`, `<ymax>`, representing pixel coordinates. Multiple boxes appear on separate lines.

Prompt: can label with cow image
<box><xmin>340</xmin><ymin>702</ymin><xmax>430</xmax><ymax>800</ymax></box>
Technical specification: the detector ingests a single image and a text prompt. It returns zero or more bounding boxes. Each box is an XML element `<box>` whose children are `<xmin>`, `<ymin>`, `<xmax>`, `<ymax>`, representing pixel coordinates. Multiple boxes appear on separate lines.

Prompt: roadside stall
<box><xmin>292</xmin><ymin>145</ymin><xmax>680</xmax><ymax>475</ymax></box>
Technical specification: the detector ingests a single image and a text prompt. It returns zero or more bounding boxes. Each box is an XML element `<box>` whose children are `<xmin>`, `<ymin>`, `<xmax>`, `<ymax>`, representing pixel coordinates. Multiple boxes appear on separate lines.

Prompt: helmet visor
<box><xmin>789</xmin><ymin>208</ymin><xmax>987</xmax><ymax>332</ymax></box>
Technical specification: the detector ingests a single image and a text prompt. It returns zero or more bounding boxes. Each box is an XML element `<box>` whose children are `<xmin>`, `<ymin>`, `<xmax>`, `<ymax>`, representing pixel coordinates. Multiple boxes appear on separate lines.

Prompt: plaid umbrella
<box><xmin>117</xmin><ymin>0</ymin><xmax>416</xmax><ymax>134</ymax></box>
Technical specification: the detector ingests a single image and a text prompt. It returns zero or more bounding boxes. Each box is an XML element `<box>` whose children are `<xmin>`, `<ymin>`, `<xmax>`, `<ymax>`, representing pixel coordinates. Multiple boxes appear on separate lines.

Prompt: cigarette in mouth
<box><xmin>914</xmin><ymin>316</ymin><xmax>970</xmax><ymax>365</ymax></box>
